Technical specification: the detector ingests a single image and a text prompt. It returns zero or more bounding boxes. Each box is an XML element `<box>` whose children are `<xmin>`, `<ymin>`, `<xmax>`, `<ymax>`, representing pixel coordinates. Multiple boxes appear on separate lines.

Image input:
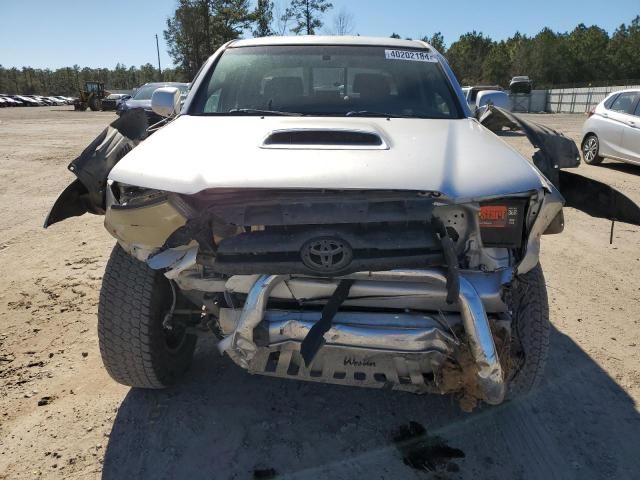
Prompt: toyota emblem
<box><xmin>301</xmin><ymin>237</ymin><xmax>353</xmax><ymax>274</ymax></box>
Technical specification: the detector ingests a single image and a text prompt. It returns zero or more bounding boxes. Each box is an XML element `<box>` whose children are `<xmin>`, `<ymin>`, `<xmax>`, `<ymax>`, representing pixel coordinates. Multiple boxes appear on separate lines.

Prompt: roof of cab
<box><xmin>230</xmin><ymin>35</ymin><xmax>432</xmax><ymax>50</ymax></box>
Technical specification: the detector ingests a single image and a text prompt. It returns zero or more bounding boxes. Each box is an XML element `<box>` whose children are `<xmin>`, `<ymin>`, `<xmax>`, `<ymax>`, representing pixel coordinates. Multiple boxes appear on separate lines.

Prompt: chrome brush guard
<box><xmin>218</xmin><ymin>269</ymin><xmax>506</xmax><ymax>405</ymax></box>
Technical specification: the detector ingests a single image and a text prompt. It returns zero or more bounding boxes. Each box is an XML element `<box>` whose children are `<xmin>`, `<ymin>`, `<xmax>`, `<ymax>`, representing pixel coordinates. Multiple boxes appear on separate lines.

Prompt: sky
<box><xmin>1</xmin><ymin>0</ymin><xmax>639</xmax><ymax>69</ymax></box>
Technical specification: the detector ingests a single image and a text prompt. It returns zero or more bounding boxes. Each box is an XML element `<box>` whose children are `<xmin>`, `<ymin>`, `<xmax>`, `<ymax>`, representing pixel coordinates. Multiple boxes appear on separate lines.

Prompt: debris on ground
<box><xmin>37</xmin><ymin>396</ymin><xmax>55</xmax><ymax>406</ymax></box>
<box><xmin>391</xmin><ymin>421</ymin><xmax>465</xmax><ymax>473</ymax></box>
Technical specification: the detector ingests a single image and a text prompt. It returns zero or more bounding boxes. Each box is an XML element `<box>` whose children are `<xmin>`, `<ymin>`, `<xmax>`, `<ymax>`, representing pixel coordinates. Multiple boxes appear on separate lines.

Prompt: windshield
<box><xmin>190</xmin><ymin>45</ymin><xmax>462</xmax><ymax>118</ymax></box>
<box><xmin>133</xmin><ymin>84</ymin><xmax>188</xmax><ymax>100</ymax></box>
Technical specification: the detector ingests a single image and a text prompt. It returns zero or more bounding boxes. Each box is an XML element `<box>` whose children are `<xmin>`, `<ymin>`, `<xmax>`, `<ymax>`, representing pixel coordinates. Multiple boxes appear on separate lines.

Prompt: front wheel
<box><xmin>88</xmin><ymin>96</ymin><xmax>102</xmax><ymax>111</ymax></box>
<box><xmin>506</xmin><ymin>263</ymin><xmax>551</xmax><ymax>398</ymax></box>
<box><xmin>98</xmin><ymin>244</ymin><xmax>197</xmax><ymax>388</ymax></box>
<box><xmin>582</xmin><ymin>134</ymin><xmax>604</xmax><ymax>165</ymax></box>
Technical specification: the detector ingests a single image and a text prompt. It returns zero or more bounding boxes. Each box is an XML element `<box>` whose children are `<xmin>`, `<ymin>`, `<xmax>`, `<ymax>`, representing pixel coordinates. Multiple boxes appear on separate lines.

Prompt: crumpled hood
<box><xmin>109</xmin><ymin>115</ymin><xmax>547</xmax><ymax>201</ymax></box>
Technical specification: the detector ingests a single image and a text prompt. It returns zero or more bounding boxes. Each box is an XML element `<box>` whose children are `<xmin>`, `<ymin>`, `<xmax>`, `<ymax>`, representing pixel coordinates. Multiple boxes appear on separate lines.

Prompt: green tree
<box><xmin>389</xmin><ymin>32</ymin><xmax>401</xmax><ymax>39</ymax></box>
<box><xmin>284</xmin><ymin>0</ymin><xmax>332</xmax><ymax>35</ymax></box>
<box><xmin>422</xmin><ymin>32</ymin><xmax>445</xmax><ymax>53</ymax></box>
<box><xmin>164</xmin><ymin>0</ymin><xmax>252</xmax><ymax>78</ymax></box>
<box><xmin>504</xmin><ymin>32</ymin><xmax>531</xmax><ymax>78</ymax></box>
<box><xmin>164</xmin><ymin>0</ymin><xmax>211</xmax><ymax>77</ymax></box>
<box><xmin>608</xmin><ymin>16</ymin><xmax>640</xmax><ymax>80</ymax></box>
<box><xmin>526</xmin><ymin>28</ymin><xmax>571</xmax><ymax>87</ymax></box>
<box><xmin>210</xmin><ymin>0</ymin><xmax>253</xmax><ymax>44</ymax></box>
<box><xmin>253</xmin><ymin>0</ymin><xmax>274</xmax><ymax>37</ymax></box>
<box><xmin>446</xmin><ymin>31</ymin><xmax>494</xmax><ymax>84</ymax></box>
<box><xmin>566</xmin><ymin>24</ymin><xmax>610</xmax><ymax>82</ymax></box>
<box><xmin>482</xmin><ymin>41</ymin><xmax>511</xmax><ymax>85</ymax></box>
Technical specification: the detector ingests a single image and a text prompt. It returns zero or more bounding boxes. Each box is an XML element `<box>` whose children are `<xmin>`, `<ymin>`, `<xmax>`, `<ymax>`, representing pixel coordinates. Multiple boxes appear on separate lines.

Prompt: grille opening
<box><xmin>374</xmin><ymin>373</ymin><xmax>387</xmax><ymax>382</ymax></box>
<box><xmin>287</xmin><ymin>358</ymin><xmax>300</xmax><ymax>376</ymax></box>
<box><xmin>333</xmin><ymin>371</ymin><xmax>347</xmax><ymax>380</ymax></box>
<box><xmin>265</xmin><ymin>351</ymin><xmax>280</xmax><ymax>373</ymax></box>
<box><xmin>310</xmin><ymin>370</ymin><xmax>323</xmax><ymax>378</ymax></box>
<box><xmin>264</xmin><ymin>129</ymin><xmax>383</xmax><ymax>147</ymax></box>
<box><xmin>216</xmin><ymin>247</ymin><xmax>440</xmax><ymax>264</ymax></box>
<box><xmin>354</xmin><ymin>372</ymin><xmax>367</xmax><ymax>381</ymax></box>
<box><xmin>422</xmin><ymin>372</ymin><xmax>435</xmax><ymax>383</ymax></box>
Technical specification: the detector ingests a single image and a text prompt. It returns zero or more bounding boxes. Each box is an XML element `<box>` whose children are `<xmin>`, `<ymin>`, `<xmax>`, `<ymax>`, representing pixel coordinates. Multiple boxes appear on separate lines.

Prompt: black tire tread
<box><xmin>507</xmin><ymin>263</ymin><xmax>551</xmax><ymax>398</ymax></box>
<box><xmin>97</xmin><ymin>244</ymin><xmax>195</xmax><ymax>388</ymax></box>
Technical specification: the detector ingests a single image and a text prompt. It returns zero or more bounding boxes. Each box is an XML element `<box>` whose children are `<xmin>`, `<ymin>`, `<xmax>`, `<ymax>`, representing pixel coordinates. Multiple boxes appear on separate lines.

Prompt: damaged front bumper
<box><xmin>217</xmin><ymin>270</ymin><xmax>507</xmax><ymax>405</ymax></box>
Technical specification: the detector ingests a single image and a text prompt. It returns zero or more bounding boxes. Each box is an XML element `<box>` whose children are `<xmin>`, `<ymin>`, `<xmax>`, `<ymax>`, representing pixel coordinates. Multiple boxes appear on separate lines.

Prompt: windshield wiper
<box><xmin>227</xmin><ymin>108</ymin><xmax>302</xmax><ymax>116</ymax></box>
<box><xmin>345</xmin><ymin>110</ymin><xmax>417</xmax><ymax>118</ymax></box>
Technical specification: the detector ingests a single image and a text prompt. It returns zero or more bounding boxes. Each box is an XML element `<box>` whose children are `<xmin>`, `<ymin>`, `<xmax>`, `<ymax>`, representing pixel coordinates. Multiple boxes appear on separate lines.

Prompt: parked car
<box><xmin>45</xmin><ymin>36</ymin><xmax>640</xmax><ymax>411</ymax></box>
<box><xmin>6</xmin><ymin>96</ymin><xmax>26</xmax><ymax>106</ymax></box>
<box><xmin>582</xmin><ymin>89</ymin><xmax>640</xmax><ymax>166</ymax></box>
<box><xmin>15</xmin><ymin>95</ymin><xmax>40</xmax><ymax>106</ymax></box>
<box><xmin>46</xmin><ymin>96</ymin><xmax>65</xmax><ymax>105</ymax></box>
<box><xmin>52</xmin><ymin>95</ymin><xmax>74</xmax><ymax>105</ymax></box>
<box><xmin>34</xmin><ymin>96</ymin><xmax>51</xmax><ymax>105</ymax></box>
<box><xmin>25</xmin><ymin>95</ymin><xmax>48</xmax><ymax>106</ymax></box>
<box><xmin>118</xmin><ymin>82</ymin><xmax>189</xmax><ymax>124</ymax></box>
<box><xmin>509</xmin><ymin>76</ymin><xmax>532</xmax><ymax>94</ymax></box>
<box><xmin>101</xmin><ymin>93</ymin><xmax>131</xmax><ymax>111</ymax></box>
<box><xmin>55</xmin><ymin>96</ymin><xmax>72</xmax><ymax>105</ymax></box>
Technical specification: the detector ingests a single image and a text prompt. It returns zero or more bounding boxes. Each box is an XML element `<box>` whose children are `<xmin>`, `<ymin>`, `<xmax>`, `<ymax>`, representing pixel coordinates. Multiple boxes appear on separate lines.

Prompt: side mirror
<box><xmin>476</xmin><ymin>91</ymin><xmax>511</xmax><ymax>116</ymax></box>
<box><xmin>151</xmin><ymin>87</ymin><xmax>181</xmax><ymax>117</ymax></box>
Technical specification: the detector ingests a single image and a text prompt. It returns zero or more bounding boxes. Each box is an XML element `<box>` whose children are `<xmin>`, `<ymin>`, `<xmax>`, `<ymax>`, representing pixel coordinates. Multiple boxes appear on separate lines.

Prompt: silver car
<box><xmin>582</xmin><ymin>89</ymin><xmax>640</xmax><ymax>165</ymax></box>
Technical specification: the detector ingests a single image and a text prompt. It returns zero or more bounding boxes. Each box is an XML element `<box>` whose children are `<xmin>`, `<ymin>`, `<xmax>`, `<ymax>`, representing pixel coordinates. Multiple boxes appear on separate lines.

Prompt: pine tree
<box><xmin>253</xmin><ymin>0</ymin><xmax>274</xmax><ymax>37</ymax></box>
<box><xmin>283</xmin><ymin>0</ymin><xmax>332</xmax><ymax>35</ymax></box>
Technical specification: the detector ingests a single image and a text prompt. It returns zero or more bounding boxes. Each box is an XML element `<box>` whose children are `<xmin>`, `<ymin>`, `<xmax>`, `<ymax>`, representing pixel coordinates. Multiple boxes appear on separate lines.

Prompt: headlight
<box><xmin>479</xmin><ymin>198</ymin><xmax>527</xmax><ymax>247</ymax></box>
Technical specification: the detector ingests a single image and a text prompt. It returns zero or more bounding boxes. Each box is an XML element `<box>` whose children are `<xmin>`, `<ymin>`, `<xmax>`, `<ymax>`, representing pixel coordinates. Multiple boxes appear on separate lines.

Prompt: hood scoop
<box><xmin>261</xmin><ymin>128</ymin><xmax>388</xmax><ymax>150</ymax></box>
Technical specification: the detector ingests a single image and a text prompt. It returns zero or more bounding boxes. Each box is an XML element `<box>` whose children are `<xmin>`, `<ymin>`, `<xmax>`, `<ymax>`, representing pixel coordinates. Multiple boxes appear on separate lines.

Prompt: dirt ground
<box><xmin>0</xmin><ymin>107</ymin><xmax>639</xmax><ymax>480</ymax></box>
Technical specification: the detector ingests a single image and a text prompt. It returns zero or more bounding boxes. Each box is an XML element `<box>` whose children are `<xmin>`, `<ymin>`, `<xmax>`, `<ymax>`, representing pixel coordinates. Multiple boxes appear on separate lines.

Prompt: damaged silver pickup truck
<box><xmin>45</xmin><ymin>37</ymin><xmax>640</xmax><ymax>411</ymax></box>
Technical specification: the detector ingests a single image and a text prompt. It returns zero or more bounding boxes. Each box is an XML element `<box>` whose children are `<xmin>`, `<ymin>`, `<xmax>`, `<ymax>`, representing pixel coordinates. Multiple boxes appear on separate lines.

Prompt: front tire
<box><xmin>506</xmin><ymin>263</ymin><xmax>551</xmax><ymax>398</ymax></box>
<box><xmin>98</xmin><ymin>244</ymin><xmax>197</xmax><ymax>388</ymax></box>
<box><xmin>582</xmin><ymin>134</ymin><xmax>604</xmax><ymax>165</ymax></box>
<box><xmin>88</xmin><ymin>96</ymin><xmax>102</xmax><ymax>111</ymax></box>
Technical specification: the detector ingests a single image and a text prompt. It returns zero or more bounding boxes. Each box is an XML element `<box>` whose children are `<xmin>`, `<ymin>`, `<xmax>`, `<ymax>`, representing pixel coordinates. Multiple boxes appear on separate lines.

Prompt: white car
<box><xmin>15</xmin><ymin>95</ymin><xmax>40</xmax><ymax>106</ymax></box>
<box><xmin>582</xmin><ymin>89</ymin><xmax>640</xmax><ymax>166</ymax></box>
<box><xmin>45</xmin><ymin>36</ymin><xmax>640</xmax><ymax>411</ymax></box>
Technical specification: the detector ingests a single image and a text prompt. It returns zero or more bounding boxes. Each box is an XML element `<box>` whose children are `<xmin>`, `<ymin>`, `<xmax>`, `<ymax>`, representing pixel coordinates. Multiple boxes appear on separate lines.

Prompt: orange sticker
<box><xmin>479</xmin><ymin>205</ymin><xmax>508</xmax><ymax>228</ymax></box>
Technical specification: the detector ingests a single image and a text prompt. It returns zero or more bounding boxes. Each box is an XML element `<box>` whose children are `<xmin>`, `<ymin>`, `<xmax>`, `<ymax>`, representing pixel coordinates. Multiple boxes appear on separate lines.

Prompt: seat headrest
<box><xmin>353</xmin><ymin>74</ymin><xmax>391</xmax><ymax>98</ymax></box>
<box><xmin>264</xmin><ymin>76</ymin><xmax>304</xmax><ymax>99</ymax></box>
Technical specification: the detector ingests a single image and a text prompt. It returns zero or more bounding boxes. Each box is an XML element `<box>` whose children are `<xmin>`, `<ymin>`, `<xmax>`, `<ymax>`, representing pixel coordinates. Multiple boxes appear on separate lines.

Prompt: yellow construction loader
<box><xmin>73</xmin><ymin>81</ymin><xmax>108</xmax><ymax>111</ymax></box>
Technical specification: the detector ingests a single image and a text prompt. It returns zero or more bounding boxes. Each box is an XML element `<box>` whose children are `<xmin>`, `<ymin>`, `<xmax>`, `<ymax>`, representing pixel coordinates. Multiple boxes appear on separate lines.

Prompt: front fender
<box><xmin>44</xmin><ymin>110</ymin><xmax>148</xmax><ymax>228</ymax></box>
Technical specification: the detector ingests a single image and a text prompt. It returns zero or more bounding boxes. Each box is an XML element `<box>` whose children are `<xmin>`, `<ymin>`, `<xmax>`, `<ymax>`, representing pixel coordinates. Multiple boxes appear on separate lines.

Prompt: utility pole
<box><xmin>155</xmin><ymin>34</ymin><xmax>162</xmax><ymax>80</ymax></box>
